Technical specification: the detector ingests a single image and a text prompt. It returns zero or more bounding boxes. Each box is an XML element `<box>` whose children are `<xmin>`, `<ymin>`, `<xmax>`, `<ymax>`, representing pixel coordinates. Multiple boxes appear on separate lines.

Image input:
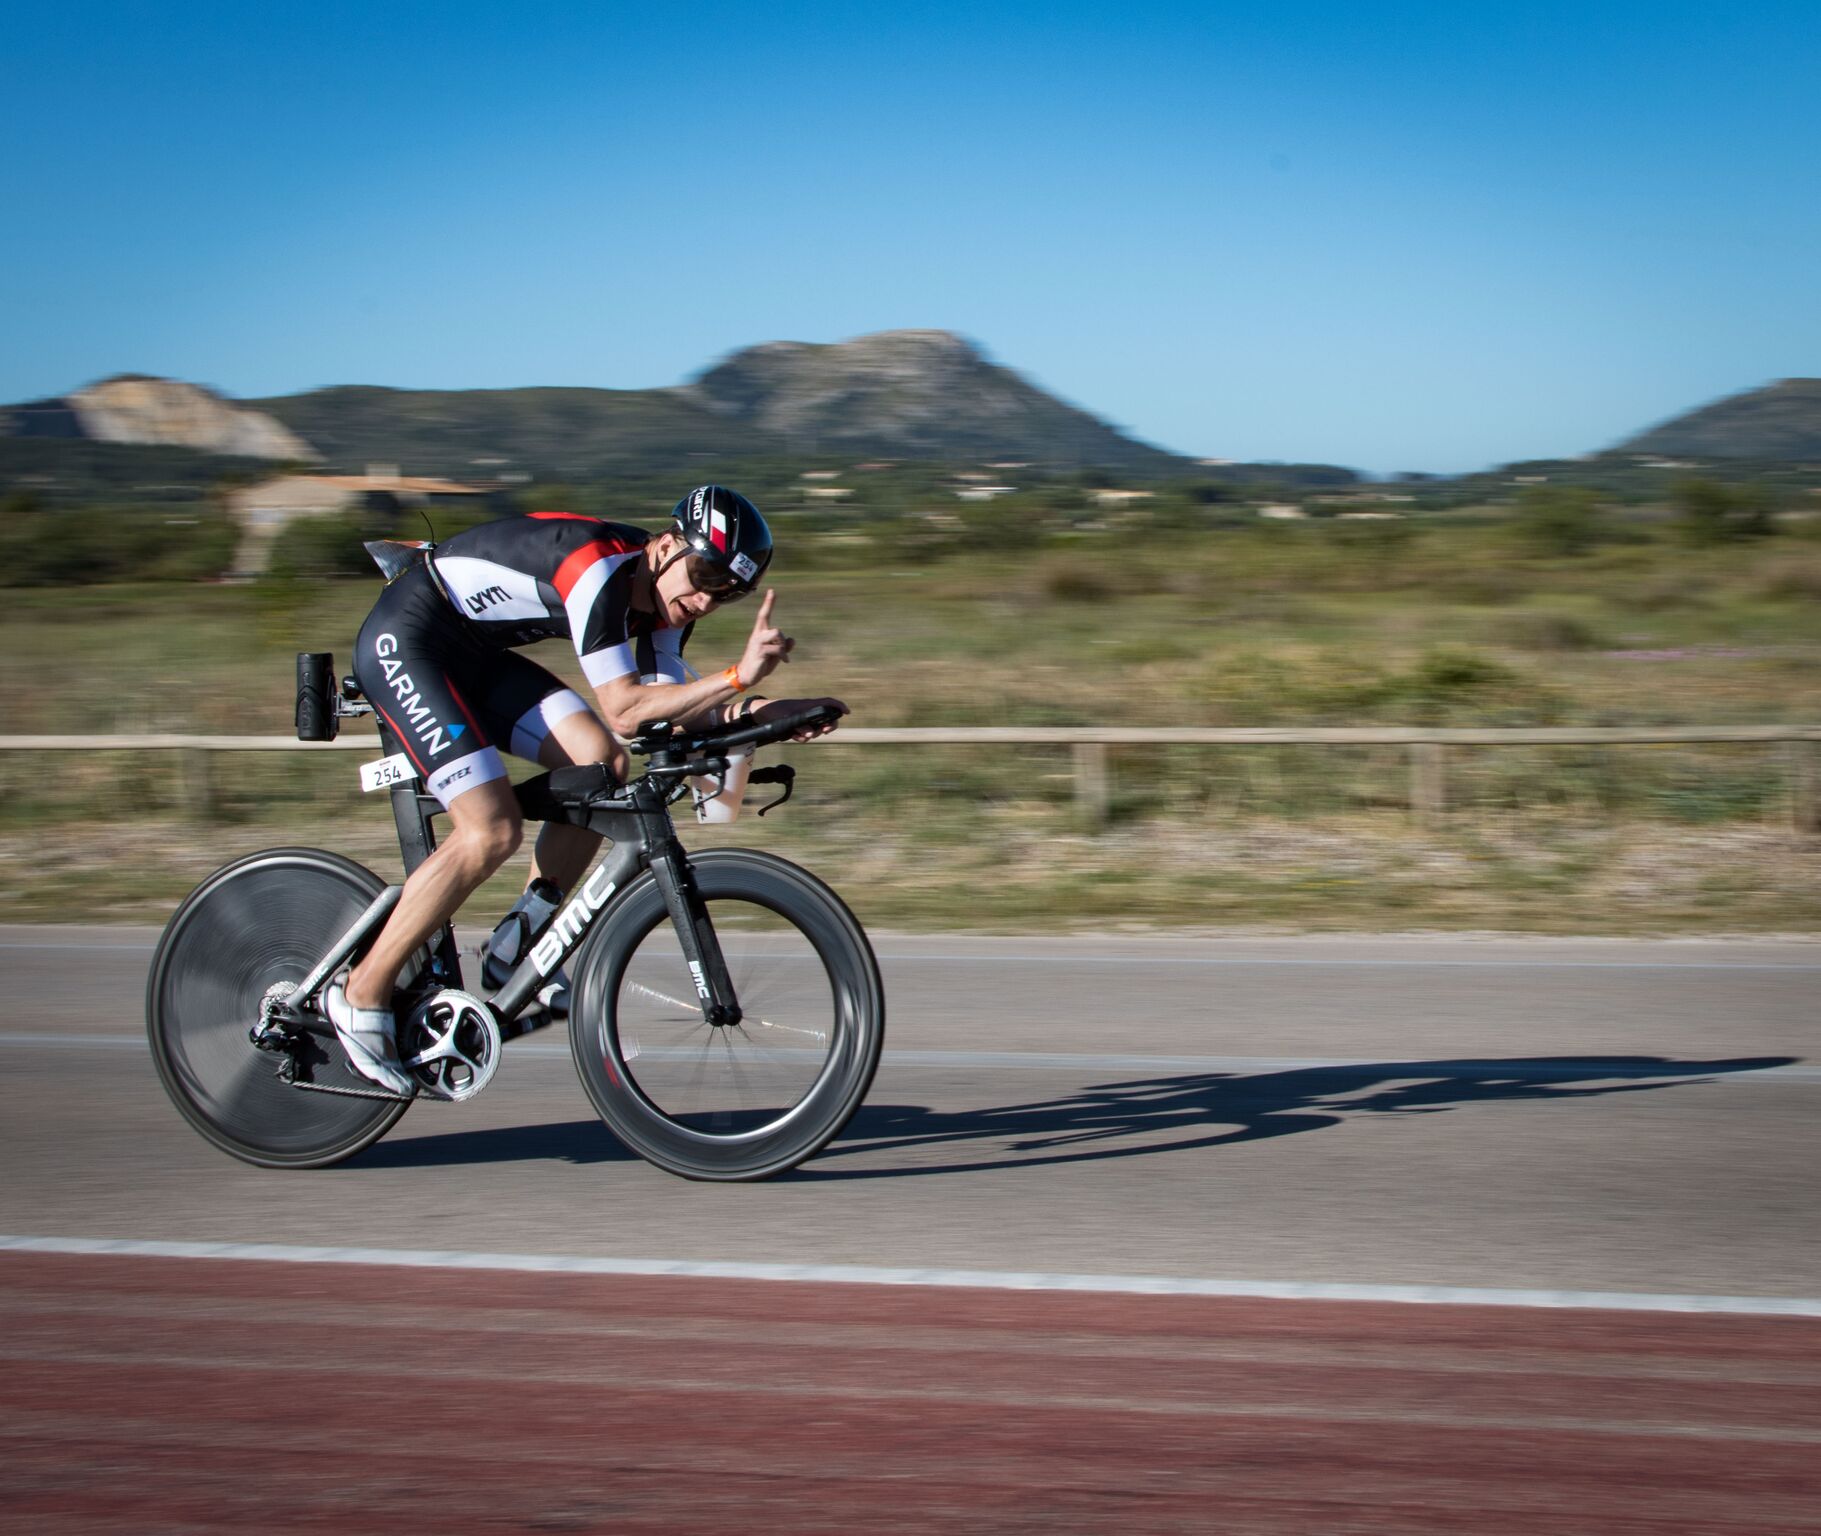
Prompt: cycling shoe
<box><xmin>323</xmin><ymin>981</ymin><xmax>414</xmax><ymax>1095</ymax></box>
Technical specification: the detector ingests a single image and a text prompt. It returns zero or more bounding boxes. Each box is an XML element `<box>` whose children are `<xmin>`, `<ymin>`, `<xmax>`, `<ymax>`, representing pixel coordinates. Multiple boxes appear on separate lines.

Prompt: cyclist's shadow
<box><xmin>798</xmin><ymin>1054</ymin><xmax>1797</xmax><ymax>1180</ymax></box>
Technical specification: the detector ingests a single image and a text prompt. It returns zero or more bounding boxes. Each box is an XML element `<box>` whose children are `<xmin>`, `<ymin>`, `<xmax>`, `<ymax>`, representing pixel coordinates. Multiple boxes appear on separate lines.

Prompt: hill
<box><xmin>1615</xmin><ymin>378</ymin><xmax>1821</xmax><ymax>461</ymax></box>
<box><xmin>676</xmin><ymin>329</ymin><xmax>1182</xmax><ymax>470</ymax></box>
<box><xmin>3</xmin><ymin>376</ymin><xmax>313</xmax><ymax>461</ymax></box>
<box><xmin>246</xmin><ymin>382</ymin><xmax>776</xmax><ymax>479</ymax></box>
<box><xmin>243</xmin><ymin>330</ymin><xmax>1185</xmax><ymax>476</ymax></box>
<box><xmin>3</xmin><ymin>333</ymin><xmax>1360</xmax><ymax>483</ymax></box>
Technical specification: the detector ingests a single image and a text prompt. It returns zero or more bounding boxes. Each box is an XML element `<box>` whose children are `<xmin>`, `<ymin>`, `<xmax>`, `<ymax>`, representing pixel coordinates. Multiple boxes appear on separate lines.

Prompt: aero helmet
<box><xmin>670</xmin><ymin>484</ymin><xmax>774</xmax><ymax>594</ymax></box>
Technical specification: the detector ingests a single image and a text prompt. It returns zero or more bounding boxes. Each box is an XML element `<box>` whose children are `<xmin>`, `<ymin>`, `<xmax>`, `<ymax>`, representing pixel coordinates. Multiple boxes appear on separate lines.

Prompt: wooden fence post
<box><xmin>181</xmin><ymin>748</ymin><xmax>216</xmax><ymax>820</ymax></box>
<box><xmin>1074</xmin><ymin>742</ymin><xmax>1110</xmax><ymax>825</ymax></box>
<box><xmin>1789</xmin><ymin>741</ymin><xmax>1819</xmax><ymax>836</ymax></box>
<box><xmin>1410</xmin><ymin>742</ymin><xmax>1446</xmax><ymax>822</ymax></box>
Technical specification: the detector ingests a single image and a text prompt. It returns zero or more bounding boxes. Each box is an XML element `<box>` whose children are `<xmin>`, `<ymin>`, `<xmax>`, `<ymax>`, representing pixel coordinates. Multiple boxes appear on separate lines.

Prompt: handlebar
<box><xmin>631</xmin><ymin>703</ymin><xmax>843</xmax><ymax>762</ymax></box>
<box><xmin>516</xmin><ymin>703</ymin><xmax>838</xmax><ymax>821</ymax></box>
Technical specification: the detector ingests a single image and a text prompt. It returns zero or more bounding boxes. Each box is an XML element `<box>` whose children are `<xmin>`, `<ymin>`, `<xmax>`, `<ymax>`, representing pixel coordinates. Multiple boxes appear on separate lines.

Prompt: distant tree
<box><xmin>1672</xmin><ymin>477</ymin><xmax>1773</xmax><ymax>545</ymax></box>
<box><xmin>1512</xmin><ymin>485</ymin><xmax>1607</xmax><ymax>557</ymax></box>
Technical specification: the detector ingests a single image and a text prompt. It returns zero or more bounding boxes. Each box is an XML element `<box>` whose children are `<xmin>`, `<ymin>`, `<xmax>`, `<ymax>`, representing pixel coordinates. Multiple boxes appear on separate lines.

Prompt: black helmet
<box><xmin>670</xmin><ymin>484</ymin><xmax>773</xmax><ymax>594</ymax></box>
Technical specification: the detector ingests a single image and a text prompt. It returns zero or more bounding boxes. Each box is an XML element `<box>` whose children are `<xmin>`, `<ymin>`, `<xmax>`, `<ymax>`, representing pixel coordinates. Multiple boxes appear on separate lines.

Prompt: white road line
<box><xmin>4</xmin><ymin>1033</ymin><xmax>1815</xmax><ymax>1082</ymax></box>
<box><xmin>0</xmin><ymin>943</ymin><xmax>159</xmax><ymax>953</ymax></box>
<box><xmin>879</xmin><ymin>955</ymin><xmax>1821</xmax><ymax>972</ymax></box>
<box><xmin>3</xmin><ymin>1234</ymin><xmax>1818</xmax><ymax>1318</ymax></box>
<box><xmin>3</xmin><ymin>941</ymin><xmax>1819</xmax><ymax>972</ymax></box>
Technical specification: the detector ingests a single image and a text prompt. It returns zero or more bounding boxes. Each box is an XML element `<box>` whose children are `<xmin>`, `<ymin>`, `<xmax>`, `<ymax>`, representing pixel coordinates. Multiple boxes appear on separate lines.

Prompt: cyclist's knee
<box><xmin>468</xmin><ymin>814</ymin><xmax>523</xmax><ymax>868</ymax></box>
<box><xmin>443</xmin><ymin>782</ymin><xmax>524</xmax><ymax>872</ymax></box>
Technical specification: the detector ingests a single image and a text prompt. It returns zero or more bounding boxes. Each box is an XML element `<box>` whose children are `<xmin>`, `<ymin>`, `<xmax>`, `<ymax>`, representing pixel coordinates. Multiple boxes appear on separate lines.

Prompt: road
<box><xmin>2</xmin><ymin>926</ymin><xmax>1818</xmax><ymax>1530</ymax></box>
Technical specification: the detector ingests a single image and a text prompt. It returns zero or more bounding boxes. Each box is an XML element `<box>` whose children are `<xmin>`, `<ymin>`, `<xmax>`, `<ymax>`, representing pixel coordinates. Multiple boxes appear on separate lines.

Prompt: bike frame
<box><xmin>268</xmin><ymin>678</ymin><xmax>836</xmax><ymax>1068</ymax></box>
<box><xmin>344</xmin><ymin>712</ymin><xmax>743</xmax><ymax>1035</ymax></box>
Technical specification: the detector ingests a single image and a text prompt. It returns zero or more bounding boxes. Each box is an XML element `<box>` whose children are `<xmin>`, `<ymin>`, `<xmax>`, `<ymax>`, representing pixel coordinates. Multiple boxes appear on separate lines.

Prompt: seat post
<box><xmin>375</xmin><ymin>717</ymin><xmax>440</xmax><ymax>876</ymax></box>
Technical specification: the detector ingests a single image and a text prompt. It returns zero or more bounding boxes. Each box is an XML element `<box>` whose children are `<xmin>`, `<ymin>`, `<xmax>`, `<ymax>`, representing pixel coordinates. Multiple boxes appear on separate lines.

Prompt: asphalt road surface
<box><xmin>3</xmin><ymin>926</ymin><xmax>1817</xmax><ymax>1530</ymax></box>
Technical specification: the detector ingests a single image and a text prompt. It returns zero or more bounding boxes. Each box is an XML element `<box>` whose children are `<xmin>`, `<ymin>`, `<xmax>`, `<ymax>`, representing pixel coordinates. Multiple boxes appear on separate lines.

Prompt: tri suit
<box><xmin>352</xmin><ymin>513</ymin><xmax>691</xmax><ymax>805</ymax></box>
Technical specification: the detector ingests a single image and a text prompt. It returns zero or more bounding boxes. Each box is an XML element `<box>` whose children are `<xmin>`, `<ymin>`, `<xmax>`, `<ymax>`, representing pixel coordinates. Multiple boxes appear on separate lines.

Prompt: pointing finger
<box><xmin>755</xmin><ymin>588</ymin><xmax>776</xmax><ymax>626</ymax></box>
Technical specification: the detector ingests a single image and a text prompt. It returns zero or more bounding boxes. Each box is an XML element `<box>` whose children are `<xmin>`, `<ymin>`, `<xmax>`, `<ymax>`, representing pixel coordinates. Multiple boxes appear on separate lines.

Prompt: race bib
<box><xmin>359</xmin><ymin>752</ymin><xmax>418</xmax><ymax>793</ymax></box>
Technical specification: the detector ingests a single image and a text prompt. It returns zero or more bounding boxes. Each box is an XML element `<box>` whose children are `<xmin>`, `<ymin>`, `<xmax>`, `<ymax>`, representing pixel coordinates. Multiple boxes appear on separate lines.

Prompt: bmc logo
<box><xmin>530</xmin><ymin>865</ymin><xmax>618</xmax><ymax>976</ymax></box>
<box><xmin>466</xmin><ymin>584</ymin><xmax>510</xmax><ymax>615</ymax></box>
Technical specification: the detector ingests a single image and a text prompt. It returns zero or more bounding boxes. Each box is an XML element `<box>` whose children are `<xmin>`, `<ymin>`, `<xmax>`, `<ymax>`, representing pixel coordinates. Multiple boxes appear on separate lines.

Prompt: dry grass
<box><xmin>2</xmin><ymin>522</ymin><xmax>1818</xmax><ymax>931</ymax></box>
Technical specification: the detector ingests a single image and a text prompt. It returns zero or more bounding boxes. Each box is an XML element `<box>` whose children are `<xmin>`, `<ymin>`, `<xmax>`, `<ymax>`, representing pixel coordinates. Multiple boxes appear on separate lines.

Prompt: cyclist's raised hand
<box><xmin>736</xmin><ymin>589</ymin><xmax>794</xmax><ymax>688</ymax></box>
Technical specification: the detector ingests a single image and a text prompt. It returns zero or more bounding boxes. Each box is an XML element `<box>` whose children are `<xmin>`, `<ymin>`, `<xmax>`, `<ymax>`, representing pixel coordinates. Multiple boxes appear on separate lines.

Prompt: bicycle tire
<box><xmin>569</xmin><ymin>847</ymin><xmax>884</xmax><ymax>1181</ymax></box>
<box><xmin>146</xmin><ymin>847</ymin><xmax>414</xmax><ymax>1169</ymax></box>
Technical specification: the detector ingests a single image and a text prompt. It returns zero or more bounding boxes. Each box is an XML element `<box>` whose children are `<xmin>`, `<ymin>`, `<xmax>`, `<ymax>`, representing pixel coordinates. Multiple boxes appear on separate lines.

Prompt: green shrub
<box><xmin>1493</xmin><ymin>610</ymin><xmax>1605</xmax><ymax>651</ymax></box>
<box><xmin>1673</xmin><ymin>477</ymin><xmax>1774</xmax><ymax>545</ymax></box>
<box><xmin>1193</xmin><ymin>643</ymin><xmax>1563</xmax><ymax>726</ymax></box>
<box><xmin>267</xmin><ymin>511</ymin><xmax>388</xmax><ymax>579</ymax></box>
<box><xmin>1613</xmin><ymin>572</ymin><xmax>1713</xmax><ymax>612</ymax></box>
<box><xmin>1038</xmin><ymin>557</ymin><xmax>1114</xmax><ymax>602</ymax></box>
<box><xmin>1511</xmin><ymin>485</ymin><xmax>1607</xmax><ymax>557</ymax></box>
<box><xmin>1753</xmin><ymin>554</ymin><xmax>1821</xmax><ymax>601</ymax></box>
<box><xmin>0</xmin><ymin>504</ymin><xmax>236</xmax><ymax>586</ymax></box>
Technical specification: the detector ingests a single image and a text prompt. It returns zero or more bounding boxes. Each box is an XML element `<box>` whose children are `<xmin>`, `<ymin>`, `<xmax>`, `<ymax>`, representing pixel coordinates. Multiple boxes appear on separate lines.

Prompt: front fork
<box><xmin>648</xmin><ymin>839</ymin><xmax>742</xmax><ymax>1027</ymax></box>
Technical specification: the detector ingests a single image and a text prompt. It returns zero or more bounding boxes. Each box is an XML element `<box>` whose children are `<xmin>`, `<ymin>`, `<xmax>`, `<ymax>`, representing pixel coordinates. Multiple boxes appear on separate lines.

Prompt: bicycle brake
<box><xmin>748</xmin><ymin>764</ymin><xmax>795</xmax><ymax>816</ymax></box>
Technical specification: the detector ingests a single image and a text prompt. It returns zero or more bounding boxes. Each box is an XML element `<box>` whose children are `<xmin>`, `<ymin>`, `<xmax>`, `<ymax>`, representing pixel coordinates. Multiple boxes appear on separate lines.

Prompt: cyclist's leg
<box><xmin>465</xmin><ymin>660</ymin><xmax>624</xmax><ymax>1008</ymax></box>
<box><xmin>346</xmin><ymin>579</ymin><xmax>525</xmax><ymax>1012</ymax></box>
<box><xmin>344</xmin><ymin>774</ymin><xmax>522</xmax><ymax>1010</ymax></box>
<box><xmin>480</xmin><ymin>657</ymin><xmax>629</xmax><ymax>895</ymax></box>
<box><xmin>530</xmin><ymin>708</ymin><xmax>625</xmax><ymax>891</ymax></box>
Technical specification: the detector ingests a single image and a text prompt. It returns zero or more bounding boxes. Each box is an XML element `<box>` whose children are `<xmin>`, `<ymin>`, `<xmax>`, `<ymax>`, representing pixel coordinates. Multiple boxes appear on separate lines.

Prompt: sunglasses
<box><xmin>656</xmin><ymin>544</ymin><xmax>754</xmax><ymax>603</ymax></box>
<box><xmin>683</xmin><ymin>553</ymin><xmax>753</xmax><ymax>601</ymax></box>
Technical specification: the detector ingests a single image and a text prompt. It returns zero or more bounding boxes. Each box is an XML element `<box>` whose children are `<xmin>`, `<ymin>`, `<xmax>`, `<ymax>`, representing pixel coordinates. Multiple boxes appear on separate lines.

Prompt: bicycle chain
<box><xmin>283</xmin><ymin>1074</ymin><xmax>416</xmax><ymax>1104</ymax></box>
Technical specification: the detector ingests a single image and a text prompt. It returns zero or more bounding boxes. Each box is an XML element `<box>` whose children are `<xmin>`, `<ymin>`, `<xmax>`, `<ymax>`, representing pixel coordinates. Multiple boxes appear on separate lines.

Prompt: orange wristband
<box><xmin>722</xmin><ymin>665</ymin><xmax>746</xmax><ymax>692</ymax></box>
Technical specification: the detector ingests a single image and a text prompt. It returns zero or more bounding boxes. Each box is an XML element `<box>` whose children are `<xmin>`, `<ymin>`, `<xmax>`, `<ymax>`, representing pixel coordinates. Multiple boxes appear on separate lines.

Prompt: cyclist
<box><xmin>325</xmin><ymin>484</ymin><xmax>846</xmax><ymax>1093</ymax></box>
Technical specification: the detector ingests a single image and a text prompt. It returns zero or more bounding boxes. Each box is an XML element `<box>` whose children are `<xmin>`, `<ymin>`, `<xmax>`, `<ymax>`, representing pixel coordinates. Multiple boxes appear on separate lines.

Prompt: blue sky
<box><xmin>3</xmin><ymin>1</ymin><xmax>1817</xmax><ymax>473</ymax></box>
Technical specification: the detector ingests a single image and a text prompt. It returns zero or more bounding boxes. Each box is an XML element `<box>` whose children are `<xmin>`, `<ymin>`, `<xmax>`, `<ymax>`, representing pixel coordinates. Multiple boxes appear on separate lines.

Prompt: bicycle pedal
<box><xmin>400</xmin><ymin>988</ymin><xmax>501</xmax><ymax>1102</ymax></box>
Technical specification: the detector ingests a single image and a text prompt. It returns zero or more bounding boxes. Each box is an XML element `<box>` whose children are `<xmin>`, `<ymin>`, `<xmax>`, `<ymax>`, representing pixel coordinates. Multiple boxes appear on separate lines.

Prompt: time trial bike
<box><xmin>146</xmin><ymin>658</ymin><xmax>884</xmax><ymax>1182</ymax></box>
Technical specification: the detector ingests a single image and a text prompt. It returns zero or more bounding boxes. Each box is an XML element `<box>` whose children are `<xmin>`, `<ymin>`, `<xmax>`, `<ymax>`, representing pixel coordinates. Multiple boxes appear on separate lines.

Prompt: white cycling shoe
<box><xmin>323</xmin><ymin>981</ymin><xmax>414</xmax><ymax>1095</ymax></box>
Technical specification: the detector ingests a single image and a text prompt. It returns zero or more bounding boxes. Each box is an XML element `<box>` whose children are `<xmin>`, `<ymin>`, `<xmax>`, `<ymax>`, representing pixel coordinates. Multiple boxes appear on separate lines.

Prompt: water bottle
<box><xmin>691</xmin><ymin>749</ymin><xmax>755</xmax><ymax>824</ymax></box>
<box><xmin>296</xmin><ymin>653</ymin><xmax>337</xmax><ymax>741</ymax></box>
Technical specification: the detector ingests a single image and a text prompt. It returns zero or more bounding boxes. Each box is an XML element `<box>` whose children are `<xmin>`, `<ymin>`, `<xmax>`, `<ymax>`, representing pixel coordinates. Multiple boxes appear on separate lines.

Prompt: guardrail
<box><xmin>5</xmin><ymin>727</ymin><xmax>1818</xmax><ymax>831</ymax></box>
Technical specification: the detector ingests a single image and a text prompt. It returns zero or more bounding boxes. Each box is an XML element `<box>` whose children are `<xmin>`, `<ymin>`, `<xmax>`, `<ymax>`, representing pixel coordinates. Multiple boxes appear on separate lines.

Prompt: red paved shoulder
<box><xmin>3</xmin><ymin>1253</ymin><xmax>1817</xmax><ymax>1534</ymax></box>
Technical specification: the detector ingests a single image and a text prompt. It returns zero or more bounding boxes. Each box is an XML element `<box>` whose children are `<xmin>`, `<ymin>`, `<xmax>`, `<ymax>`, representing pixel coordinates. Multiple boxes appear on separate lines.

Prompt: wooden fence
<box><xmin>4</xmin><ymin>727</ymin><xmax>1818</xmax><ymax>831</ymax></box>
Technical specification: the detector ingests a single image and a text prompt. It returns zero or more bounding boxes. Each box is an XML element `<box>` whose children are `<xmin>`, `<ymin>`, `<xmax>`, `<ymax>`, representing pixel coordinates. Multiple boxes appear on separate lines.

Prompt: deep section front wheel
<box><xmin>569</xmin><ymin>847</ymin><xmax>884</xmax><ymax>1180</ymax></box>
<box><xmin>146</xmin><ymin>847</ymin><xmax>413</xmax><ymax>1168</ymax></box>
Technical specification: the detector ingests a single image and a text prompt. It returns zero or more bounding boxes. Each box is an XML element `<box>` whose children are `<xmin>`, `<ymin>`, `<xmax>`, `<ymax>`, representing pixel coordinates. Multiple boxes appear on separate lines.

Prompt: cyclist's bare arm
<box><xmin>590</xmin><ymin>590</ymin><xmax>838</xmax><ymax>740</ymax></box>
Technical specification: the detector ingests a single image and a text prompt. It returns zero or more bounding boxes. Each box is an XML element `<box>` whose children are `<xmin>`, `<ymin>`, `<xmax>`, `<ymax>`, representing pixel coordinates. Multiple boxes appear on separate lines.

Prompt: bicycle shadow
<box><xmin>354</xmin><ymin>1052</ymin><xmax>1794</xmax><ymax>1175</ymax></box>
<box><xmin>794</xmin><ymin>1053</ymin><xmax>1798</xmax><ymax>1180</ymax></box>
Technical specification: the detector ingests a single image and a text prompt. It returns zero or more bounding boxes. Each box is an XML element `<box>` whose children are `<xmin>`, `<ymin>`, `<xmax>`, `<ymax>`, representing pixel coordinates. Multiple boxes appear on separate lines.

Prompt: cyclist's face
<box><xmin>653</xmin><ymin>537</ymin><xmax>749</xmax><ymax>625</ymax></box>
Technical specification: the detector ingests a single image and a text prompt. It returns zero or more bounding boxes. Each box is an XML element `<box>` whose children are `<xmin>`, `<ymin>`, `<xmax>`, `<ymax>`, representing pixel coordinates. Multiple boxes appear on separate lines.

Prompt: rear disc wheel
<box><xmin>146</xmin><ymin>847</ymin><xmax>413</xmax><ymax>1168</ymax></box>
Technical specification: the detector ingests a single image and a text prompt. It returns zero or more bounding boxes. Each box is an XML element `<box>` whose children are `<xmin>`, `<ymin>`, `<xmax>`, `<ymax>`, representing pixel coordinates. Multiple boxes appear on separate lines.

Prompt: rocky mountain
<box><xmin>677</xmin><ymin>330</ymin><xmax>1180</xmax><ymax>470</ymax></box>
<box><xmin>1615</xmin><ymin>378</ymin><xmax>1821</xmax><ymax>461</ymax></box>
<box><xmin>2</xmin><ymin>335</ymin><xmax>1189</xmax><ymax>478</ymax></box>
<box><xmin>4</xmin><ymin>375</ymin><xmax>316</xmax><ymax>461</ymax></box>
<box><xmin>240</xmin><ymin>331</ymin><xmax>1180</xmax><ymax>476</ymax></box>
